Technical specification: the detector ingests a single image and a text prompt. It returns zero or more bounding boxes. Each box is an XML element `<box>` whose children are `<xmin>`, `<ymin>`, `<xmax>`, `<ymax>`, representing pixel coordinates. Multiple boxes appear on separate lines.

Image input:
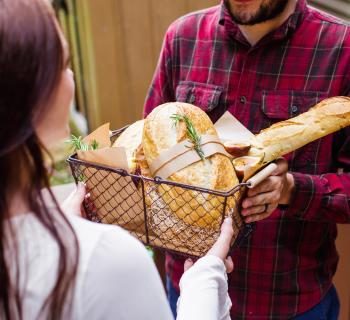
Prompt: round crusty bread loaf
<box><xmin>112</xmin><ymin>120</ymin><xmax>144</xmax><ymax>173</ymax></box>
<box><xmin>143</xmin><ymin>102</ymin><xmax>239</xmax><ymax>228</ymax></box>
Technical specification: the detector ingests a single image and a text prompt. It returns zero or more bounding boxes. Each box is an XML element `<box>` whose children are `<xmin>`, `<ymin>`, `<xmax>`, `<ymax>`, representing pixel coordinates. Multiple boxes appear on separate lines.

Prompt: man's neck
<box><xmin>238</xmin><ymin>0</ymin><xmax>298</xmax><ymax>46</ymax></box>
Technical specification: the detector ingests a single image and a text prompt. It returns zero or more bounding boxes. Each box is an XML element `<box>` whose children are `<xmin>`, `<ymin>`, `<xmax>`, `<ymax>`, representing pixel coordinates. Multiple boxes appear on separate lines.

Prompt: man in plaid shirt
<box><xmin>144</xmin><ymin>0</ymin><xmax>350</xmax><ymax>318</ymax></box>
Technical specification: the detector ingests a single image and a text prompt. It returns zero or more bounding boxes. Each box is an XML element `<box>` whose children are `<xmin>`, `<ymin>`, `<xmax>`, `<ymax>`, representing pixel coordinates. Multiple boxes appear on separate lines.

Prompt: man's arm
<box><xmin>283</xmin><ymin>125</ymin><xmax>350</xmax><ymax>223</ymax></box>
<box><xmin>242</xmin><ymin>125</ymin><xmax>350</xmax><ymax>225</ymax></box>
<box><xmin>144</xmin><ymin>30</ymin><xmax>175</xmax><ymax>117</ymax></box>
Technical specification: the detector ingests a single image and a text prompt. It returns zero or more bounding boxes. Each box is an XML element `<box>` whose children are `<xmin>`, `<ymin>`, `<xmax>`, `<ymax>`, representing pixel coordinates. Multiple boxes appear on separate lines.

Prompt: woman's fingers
<box><xmin>61</xmin><ymin>182</ymin><xmax>86</xmax><ymax>216</ymax></box>
<box><xmin>224</xmin><ymin>256</ymin><xmax>234</xmax><ymax>273</ymax></box>
<box><xmin>184</xmin><ymin>258</ymin><xmax>194</xmax><ymax>272</ymax></box>
<box><xmin>207</xmin><ymin>217</ymin><xmax>234</xmax><ymax>260</ymax></box>
<box><xmin>183</xmin><ymin>218</ymin><xmax>234</xmax><ymax>273</ymax></box>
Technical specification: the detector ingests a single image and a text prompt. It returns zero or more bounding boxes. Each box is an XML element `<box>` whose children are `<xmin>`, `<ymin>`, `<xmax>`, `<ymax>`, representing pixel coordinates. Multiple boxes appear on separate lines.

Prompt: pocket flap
<box><xmin>176</xmin><ymin>81</ymin><xmax>223</xmax><ymax>112</ymax></box>
<box><xmin>261</xmin><ymin>90</ymin><xmax>328</xmax><ymax>119</ymax></box>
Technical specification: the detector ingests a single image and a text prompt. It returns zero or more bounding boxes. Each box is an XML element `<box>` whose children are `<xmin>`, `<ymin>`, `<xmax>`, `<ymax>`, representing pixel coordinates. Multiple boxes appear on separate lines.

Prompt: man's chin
<box><xmin>228</xmin><ymin>0</ymin><xmax>289</xmax><ymax>26</ymax></box>
<box><xmin>230</xmin><ymin>13</ymin><xmax>272</xmax><ymax>25</ymax></box>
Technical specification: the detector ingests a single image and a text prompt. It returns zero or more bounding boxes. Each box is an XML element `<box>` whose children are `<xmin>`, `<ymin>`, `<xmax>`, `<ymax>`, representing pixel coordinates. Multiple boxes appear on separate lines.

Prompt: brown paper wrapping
<box><xmin>75</xmin><ymin>124</ymin><xmax>147</xmax><ymax>239</ymax></box>
<box><xmin>77</xmin><ymin>147</ymin><xmax>129</xmax><ymax>171</ymax></box>
<box><xmin>82</xmin><ymin>122</ymin><xmax>111</xmax><ymax>148</ymax></box>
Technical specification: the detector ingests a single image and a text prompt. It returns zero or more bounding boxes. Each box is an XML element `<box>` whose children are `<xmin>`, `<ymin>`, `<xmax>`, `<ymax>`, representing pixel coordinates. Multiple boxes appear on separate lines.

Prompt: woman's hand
<box><xmin>241</xmin><ymin>158</ymin><xmax>294</xmax><ymax>223</ymax></box>
<box><xmin>184</xmin><ymin>217</ymin><xmax>234</xmax><ymax>273</ymax></box>
<box><xmin>61</xmin><ymin>182</ymin><xmax>87</xmax><ymax>217</ymax></box>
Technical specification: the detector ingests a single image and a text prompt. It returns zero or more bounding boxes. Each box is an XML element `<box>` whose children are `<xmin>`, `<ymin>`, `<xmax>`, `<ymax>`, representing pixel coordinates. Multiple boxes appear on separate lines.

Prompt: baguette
<box><xmin>248</xmin><ymin>96</ymin><xmax>350</xmax><ymax>167</ymax></box>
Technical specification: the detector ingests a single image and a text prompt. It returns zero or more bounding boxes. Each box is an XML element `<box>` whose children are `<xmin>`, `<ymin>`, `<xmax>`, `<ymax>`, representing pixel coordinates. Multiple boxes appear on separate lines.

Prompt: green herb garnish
<box><xmin>66</xmin><ymin>135</ymin><xmax>99</xmax><ymax>152</ymax></box>
<box><xmin>171</xmin><ymin>114</ymin><xmax>205</xmax><ymax>161</ymax></box>
<box><xmin>90</xmin><ymin>139</ymin><xmax>99</xmax><ymax>150</ymax></box>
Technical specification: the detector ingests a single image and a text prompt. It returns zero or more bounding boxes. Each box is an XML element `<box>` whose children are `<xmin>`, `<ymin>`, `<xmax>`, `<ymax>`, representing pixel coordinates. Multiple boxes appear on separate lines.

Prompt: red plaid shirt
<box><xmin>144</xmin><ymin>1</ymin><xmax>350</xmax><ymax>318</ymax></box>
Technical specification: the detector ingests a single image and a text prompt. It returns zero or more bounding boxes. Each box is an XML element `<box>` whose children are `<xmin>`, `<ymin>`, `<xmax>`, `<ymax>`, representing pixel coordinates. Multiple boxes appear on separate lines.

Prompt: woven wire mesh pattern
<box><xmin>67</xmin><ymin>129</ymin><xmax>253</xmax><ymax>257</ymax></box>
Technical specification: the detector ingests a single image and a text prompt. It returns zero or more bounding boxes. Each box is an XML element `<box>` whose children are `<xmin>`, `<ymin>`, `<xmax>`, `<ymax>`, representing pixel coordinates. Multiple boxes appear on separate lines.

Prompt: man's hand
<box><xmin>241</xmin><ymin>158</ymin><xmax>294</xmax><ymax>223</ymax></box>
<box><xmin>61</xmin><ymin>182</ymin><xmax>87</xmax><ymax>217</ymax></box>
<box><xmin>184</xmin><ymin>217</ymin><xmax>234</xmax><ymax>273</ymax></box>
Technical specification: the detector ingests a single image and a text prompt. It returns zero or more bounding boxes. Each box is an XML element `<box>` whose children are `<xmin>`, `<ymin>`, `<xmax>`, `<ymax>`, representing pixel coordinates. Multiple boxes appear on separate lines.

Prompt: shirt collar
<box><xmin>218</xmin><ymin>0</ymin><xmax>308</xmax><ymax>46</ymax></box>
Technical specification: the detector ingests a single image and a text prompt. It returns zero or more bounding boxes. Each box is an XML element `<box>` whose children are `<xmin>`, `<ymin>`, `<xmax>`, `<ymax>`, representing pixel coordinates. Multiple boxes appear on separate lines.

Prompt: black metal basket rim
<box><xmin>67</xmin><ymin>154</ymin><xmax>247</xmax><ymax>196</ymax></box>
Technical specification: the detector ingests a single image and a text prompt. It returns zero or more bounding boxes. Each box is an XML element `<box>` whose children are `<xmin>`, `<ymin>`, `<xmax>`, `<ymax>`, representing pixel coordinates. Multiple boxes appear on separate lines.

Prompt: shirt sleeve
<box><xmin>144</xmin><ymin>28</ymin><xmax>175</xmax><ymax>117</ymax></box>
<box><xmin>284</xmin><ymin>121</ymin><xmax>350</xmax><ymax>224</ymax></box>
<box><xmin>176</xmin><ymin>255</ymin><xmax>232</xmax><ymax>320</ymax></box>
<box><xmin>79</xmin><ymin>228</ymin><xmax>174</xmax><ymax>320</ymax></box>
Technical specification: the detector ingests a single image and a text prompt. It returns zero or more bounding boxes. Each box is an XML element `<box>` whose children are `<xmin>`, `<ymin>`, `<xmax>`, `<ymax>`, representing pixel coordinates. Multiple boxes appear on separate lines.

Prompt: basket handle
<box><xmin>246</xmin><ymin>163</ymin><xmax>278</xmax><ymax>189</ymax></box>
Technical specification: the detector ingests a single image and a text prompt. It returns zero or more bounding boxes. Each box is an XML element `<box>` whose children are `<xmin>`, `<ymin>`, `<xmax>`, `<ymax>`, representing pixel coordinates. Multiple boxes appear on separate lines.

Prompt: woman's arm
<box><xmin>177</xmin><ymin>256</ymin><xmax>231</xmax><ymax>320</ymax></box>
<box><xmin>64</xmin><ymin>187</ymin><xmax>234</xmax><ymax>320</ymax></box>
<box><xmin>177</xmin><ymin>218</ymin><xmax>234</xmax><ymax>320</ymax></box>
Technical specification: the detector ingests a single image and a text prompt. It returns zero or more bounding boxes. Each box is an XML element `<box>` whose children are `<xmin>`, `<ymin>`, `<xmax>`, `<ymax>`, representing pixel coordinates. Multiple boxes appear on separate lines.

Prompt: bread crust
<box><xmin>112</xmin><ymin>120</ymin><xmax>144</xmax><ymax>173</ymax></box>
<box><xmin>143</xmin><ymin>102</ymin><xmax>239</xmax><ymax>228</ymax></box>
<box><xmin>252</xmin><ymin>96</ymin><xmax>350</xmax><ymax>164</ymax></box>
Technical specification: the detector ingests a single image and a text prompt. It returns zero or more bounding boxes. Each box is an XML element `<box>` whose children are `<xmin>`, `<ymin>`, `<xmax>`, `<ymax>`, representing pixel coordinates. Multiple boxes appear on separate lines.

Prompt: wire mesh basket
<box><xmin>67</xmin><ymin>127</ymin><xmax>254</xmax><ymax>257</ymax></box>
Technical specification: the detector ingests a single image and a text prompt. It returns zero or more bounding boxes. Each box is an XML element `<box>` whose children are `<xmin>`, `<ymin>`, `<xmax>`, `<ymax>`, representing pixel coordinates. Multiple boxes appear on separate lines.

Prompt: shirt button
<box><xmin>291</xmin><ymin>105</ymin><xmax>298</xmax><ymax>114</ymax></box>
<box><xmin>240</xmin><ymin>96</ymin><xmax>247</xmax><ymax>104</ymax></box>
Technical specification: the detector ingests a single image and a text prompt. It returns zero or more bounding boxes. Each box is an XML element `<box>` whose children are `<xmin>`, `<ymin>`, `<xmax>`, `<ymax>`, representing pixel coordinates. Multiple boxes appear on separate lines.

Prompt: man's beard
<box><xmin>227</xmin><ymin>0</ymin><xmax>289</xmax><ymax>26</ymax></box>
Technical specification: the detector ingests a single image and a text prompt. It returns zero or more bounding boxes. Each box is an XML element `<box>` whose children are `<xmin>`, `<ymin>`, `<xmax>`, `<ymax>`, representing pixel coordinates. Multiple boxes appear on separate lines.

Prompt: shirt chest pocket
<box><xmin>175</xmin><ymin>82</ymin><xmax>223</xmax><ymax>112</ymax></box>
<box><xmin>261</xmin><ymin>90</ymin><xmax>328</xmax><ymax>119</ymax></box>
<box><xmin>261</xmin><ymin>90</ymin><xmax>330</xmax><ymax>173</ymax></box>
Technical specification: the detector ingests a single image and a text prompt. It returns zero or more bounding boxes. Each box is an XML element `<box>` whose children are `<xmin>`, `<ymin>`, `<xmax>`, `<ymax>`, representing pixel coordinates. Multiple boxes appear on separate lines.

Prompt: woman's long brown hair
<box><xmin>0</xmin><ymin>0</ymin><xmax>79</xmax><ymax>318</ymax></box>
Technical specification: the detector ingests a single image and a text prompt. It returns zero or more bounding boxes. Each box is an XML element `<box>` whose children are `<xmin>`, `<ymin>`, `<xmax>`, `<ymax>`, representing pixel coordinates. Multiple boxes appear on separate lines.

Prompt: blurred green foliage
<box><xmin>49</xmin><ymin>117</ymin><xmax>84</xmax><ymax>186</ymax></box>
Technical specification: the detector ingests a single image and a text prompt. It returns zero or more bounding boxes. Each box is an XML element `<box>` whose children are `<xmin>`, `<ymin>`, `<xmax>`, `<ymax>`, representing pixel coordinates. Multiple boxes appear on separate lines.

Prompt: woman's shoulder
<box><xmin>70</xmin><ymin>216</ymin><xmax>170</xmax><ymax>320</ymax></box>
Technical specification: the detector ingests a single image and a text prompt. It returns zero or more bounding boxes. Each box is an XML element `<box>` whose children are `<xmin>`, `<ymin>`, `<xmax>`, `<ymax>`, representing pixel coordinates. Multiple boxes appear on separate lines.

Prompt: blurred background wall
<box><xmin>57</xmin><ymin>0</ymin><xmax>221</xmax><ymax>130</ymax></box>
<box><xmin>55</xmin><ymin>1</ymin><xmax>350</xmax><ymax>319</ymax></box>
<box><xmin>56</xmin><ymin>0</ymin><xmax>350</xmax><ymax>131</ymax></box>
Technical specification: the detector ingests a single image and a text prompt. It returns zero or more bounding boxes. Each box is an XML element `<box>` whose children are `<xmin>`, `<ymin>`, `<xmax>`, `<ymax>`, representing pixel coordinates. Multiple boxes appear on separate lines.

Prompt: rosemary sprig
<box><xmin>170</xmin><ymin>114</ymin><xmax>205</xmax><ymax>161</ymax></box>
<box><xmin>90</xmin><ymin>139</ymin><xmax>99</xmax><ymax>150</ymax></box>
<box><xmin>66</xmin><ymin>134</ymin><xmax>99</xmax><ymax>152</ymax></box>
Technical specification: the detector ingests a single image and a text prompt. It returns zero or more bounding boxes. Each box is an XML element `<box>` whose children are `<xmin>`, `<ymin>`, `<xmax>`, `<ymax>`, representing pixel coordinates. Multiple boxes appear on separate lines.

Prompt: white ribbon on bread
<box><xmin>149</xmin><ymin>135</ymin><xmax>232</xmax><ymax>179</ymax></box>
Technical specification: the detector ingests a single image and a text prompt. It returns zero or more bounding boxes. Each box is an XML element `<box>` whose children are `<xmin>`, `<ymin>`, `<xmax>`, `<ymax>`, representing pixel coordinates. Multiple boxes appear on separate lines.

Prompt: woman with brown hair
<box><xmin>0</xmin><ymin>0</ymin><xmax>234</xmax><ymax>319</ymax></box>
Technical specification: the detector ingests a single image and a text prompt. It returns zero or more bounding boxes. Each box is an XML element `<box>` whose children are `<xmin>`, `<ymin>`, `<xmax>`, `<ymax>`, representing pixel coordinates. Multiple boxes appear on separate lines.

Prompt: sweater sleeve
<box><xmin>176</xmin><ymin>255</ymin><xmax>232</xmax><ymax>320</ymax></box>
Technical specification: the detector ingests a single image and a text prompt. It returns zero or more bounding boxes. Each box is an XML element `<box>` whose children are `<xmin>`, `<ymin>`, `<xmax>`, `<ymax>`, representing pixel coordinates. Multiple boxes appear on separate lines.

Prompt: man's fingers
<box><xmin>241</xmin><ymin>204</ymin><xmax>266</xmax><ymax>216</ymax></box>
<box><xmin>247</xmin><ymin>176</ymin><xmax>282</xmax><ymax>197</ymax></box>
<box><xmin>245</xmin><ymin>212</ymin><xmax>270</xmax><ymax>223</ymax></box>
<box><xmin>240</xmin><ymin>159</ymin><xmax>289</xmax><ymax>223</ymax></box>
<box><xmin>242</xmin><ymin>189</ymin><xmax>280</xmax><ymax>210</ymax></box>
<box><xmin>245</xmin><ymin>205</ymin><xmax>277</xmax><ymax>223</ymax></box>
<box><xmin>247</xmin><ymin>178</ymin><xmax>274</xmax><ymax>197</ymax></box>
<box><xmin>272</xmin><ymin>158</ymin><xmax>288</xmax><ymax>176</ymax></box>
